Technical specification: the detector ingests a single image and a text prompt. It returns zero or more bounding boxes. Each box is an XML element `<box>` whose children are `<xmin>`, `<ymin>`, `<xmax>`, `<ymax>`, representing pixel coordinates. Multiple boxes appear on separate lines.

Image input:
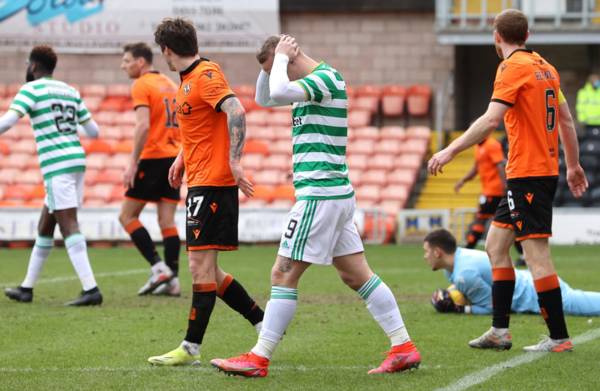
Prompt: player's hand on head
<box><xmin>230</xmin><ymin>160</ymin><xmax>254</xmax><ymax>198</ymax></box>
<box><xmin>275</xmin><ymin>35</ymin><xmax>299</xmax><ymax>60</ymax></box>
<box><xmin>566</xmin><ymin>164</ymin><xmax>589</xmax><ymax>198</ymax></box>
<box><xmin>428</xmin><ymin>148</ymin><xmax>455</xmax><ymax>176</ymax></box>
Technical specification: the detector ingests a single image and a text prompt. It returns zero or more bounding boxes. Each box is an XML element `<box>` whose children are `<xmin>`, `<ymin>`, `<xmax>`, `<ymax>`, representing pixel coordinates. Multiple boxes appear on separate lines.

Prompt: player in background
<box><xmin>454</xmin><ymin>136</ymin><xmax>525</xmax><ymax>265</ymax></box>
<box><xmin>428</xmin><ymin>9</ymin><xmax>588</xmax><ymax>352</ymax></box>
<box><xmin>147</xmin><ymin>18</ymin><xmax>264</xmax><ymax>366</ymax></box>
<box><xmin>119</xmin><ymin>42</ymin><xmax>181</xmax><ymax>296</ymax></box>
<box><xmin>424</xmin><ymin>229</ymin><xmax>600</xmax><ymax>316</ymax></box>
<box><xmin>1</xmin><ymin>46</ymin><xmax>103</xmax><ymax>306</ymax></box>
<box><xmin>211</xmin><ymin>35</ymin><xmax>421</xmax><ymax>377</ymax></box>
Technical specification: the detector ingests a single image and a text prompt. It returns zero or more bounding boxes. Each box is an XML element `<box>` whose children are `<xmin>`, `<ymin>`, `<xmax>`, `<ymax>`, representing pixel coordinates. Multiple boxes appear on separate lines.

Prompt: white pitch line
<box><xmin>436</xmin><ymin>327</ymin><xmax>600</xmax><ymax>391</ymax></box>
<box><xmin>0</xmin><ymin>269</ymin><xmax>148</xmax><ymax>289</ymax></box>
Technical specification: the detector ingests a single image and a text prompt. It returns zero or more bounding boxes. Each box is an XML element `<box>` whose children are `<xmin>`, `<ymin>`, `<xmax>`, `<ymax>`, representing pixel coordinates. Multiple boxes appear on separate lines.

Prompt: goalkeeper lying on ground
<box><xmin>423</xmin><ymin>229</ymin><xmax>600</xmax><ymax>316</ymax></box>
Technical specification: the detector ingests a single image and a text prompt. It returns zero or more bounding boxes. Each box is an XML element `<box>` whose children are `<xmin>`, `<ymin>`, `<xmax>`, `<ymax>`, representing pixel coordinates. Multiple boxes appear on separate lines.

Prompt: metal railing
<box><xmin>436</xmin><ymin>0</ymin><xmax>600</xmax><ymax>30</ymax></box>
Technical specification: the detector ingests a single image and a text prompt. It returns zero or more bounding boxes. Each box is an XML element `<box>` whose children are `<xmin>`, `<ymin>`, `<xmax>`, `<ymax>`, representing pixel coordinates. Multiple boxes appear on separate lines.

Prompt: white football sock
<box><xmin>251</xmin><ymin>286</ymin><xmax>297</xmax><ymax>359</ymax></box>
<box><xmin>65</xmin><ymin>233</ymin><xmax>97</xmax><ymax>291</ymax></box>
<box><xmin>181</xmin><ymin>340</ymin><xmax>200</xmax><ymax>356</ymax></box>
<box><xmin>358</xmin><ymin>275</ymin><xmax>410</xmax><ymax>347</ymax></box>
<box><xmin>151</xmin><ymin>260</ymin><xmax>171</xmax><ymax>275</ymax></box>
<box><xmin>254</xmin><ymin>321</ymin><xmax>263</xmax><ymax>334</ymax></box>
<box><xmin>21</xmin><ymin>236</ymin><xmax>53</xmax><ymax>288</ymax></box>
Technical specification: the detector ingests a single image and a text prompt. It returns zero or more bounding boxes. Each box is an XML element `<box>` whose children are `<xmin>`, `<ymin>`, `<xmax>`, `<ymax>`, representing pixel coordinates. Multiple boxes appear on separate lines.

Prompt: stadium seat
<box><xmin>29</xmin><ymin>184</ymin><xmax>45</xmax><ymax>200</ymax></box>
<box><xmin>0</xmin><ymin>83</ymin><xmax>7</xmax><ymax>97</ymax></box>
<box><xmin>355</xmin><ymin>85</ymin><xmax>382</xmax><ymax>97</ymax></box>
<box><xmin>580</xmin><ymin>155</ymin><xmax>599</xmax><ymax>171</ymax></box>
<box><xmin>114</xmin><ymin>111</ymin><xmax>137</xmax><ymax>126</ymax></box>
<box><xmin>272</xmin><ymin>126</ymin><xmax>292</xmax><ymax>141</ymax></box>
<box><xmin>270</xmin><ymin>140</ymin><xmax>292</xmax><ymax>155</ymax></box>
<box><xmin>361</xmin><ymin>169</ymin><xmax>387</xmax><ymax>186</ymax></box>
<box><xmin>3</xmin><ymin>184</ymin><xmax>35</xmax><ymax>202</ymax></box>
<box><xmin>95</xmin><ymin>168</ymin><xmax>122</xmax><ymax>184</ymax></box>
<box><xmin>99</xmin><ymin>96</ymin><xmax>132</xmax><ymax>112</ymax></box>
<box><xmin>262</xmin><ymin>154</ymin><xmax>292</xmax><ymax>171</ymax></box>
<box><xmin>401</xmin><ymin>139</ymin><xmax>428</xmax><ymax>155</ymax></box>
<box><xmin>271</xmin><ymin>107</ymin><xmax>292</xmax><ymax>126</ymax></box>
<box><xmin>352</xmin><ymin>126</ymin><xmax>380</xmax><ymax>141</ymax></box>
<box><xmin>0</xmin><ymin>168</ymin><xmax>18</xmax><ymax>184</ymax></box>
<box><xmin>252</xmin><ymin>185</ymin><xmax>275</xmax><ymax>202</ymax></box>
<box><xmin>368</xmin><ymin>154</ymin><xmax>396</xmax><ymax>170</ymax></box>
<box><xmin>232</xmin><ymin>84</ymin><xmax>255</xmax><ymax>97</ymax></box>
<box><xmin>406</xmin><ymin>126</ymin><xmax>432</xmax><ymax>140</ymax></box>
<box><xmin>375</xmin><ymin>139</ymin><xmax>402</xmax><ymax>154</ymax></box>
<box><xmin>351</xmin><ymin>96</ymin><xmax>380</xmax><ymax>114</ymax></box>
<box><xmin>273</xmin><ymin>184</ymin><xmax>296</xmax><ymax>201</ymax></box>
<box><xmin>238</xmin><ymin>95</ymin><xmax>258</xmax><ymax>112</ymax></box>
<box><xmin>242</xmin><ymin>153</ymin><xmax>263</xmax><ymax>171</ymax></box>
<box><xmin>0</xmin><ymin>140</ymin><xmax>10</xmax><ymax>155</ymax></box>
<box><xmin>348</xmin><ymin>110</ymin><xmax>372</xmax><ymax>127</ymax></box>
<box><xmin>19</xmin><ymin>169</ymin><xmax>42</xmax><ymax>185</ymax></box>
<box><xmin>2</xmin><ymin>153</ymin><xmax>30</xmax><ymax>169</ymax></box>
<box><xmin>380</xmin><ymin>200</ymin><xmax>406</xmax><ymax>217</ymax></box>
<box><xmin>381</xmin><ymin>184</ymin><xmax>410</xmax><ymax>202</ymax></box>
<box><xmin>94</xmin><ymin>111</ymin><xmax>119</xmax><ymax>126</ymax></box>
<box><xmin>84</xmin><ymin>184</ymin><xmax>113</xmax><ymax>203</ymax></box>
<box><xmin>0</xmin><ymin>98</ymin><xmax>11</xmax><ymax>111</ymax></box>
<box><xmin>242</xmin><ymin>199</ymin><xmax>267</xmax><ymax>208</ymax></box>
<box><xmin>395</xmin><ymin>154</ymin><xmax>423</xmax><ymax>170</ymax></box>
<box><xmin>81</xmin><ymin>84</ymin><xmax>107</xmax><ymax>98</ymax></box>
<box><xmin>387</xmin><ymin>168</ymin><xmax>416</xmax><ymax>186</ymax></box>
<box><xmin>85</xmin><ymin>139</ymin><xmax>114</xmax><ymax>154</ymax></box>
<box><xmin>253</xmin><ymin>170</ymin><xmax>286</xmax><ymax>186</ymax></box>
<box><xmin>113</xmin><ymin>140</ymin><xmax>133</xmax><ymax>154</ymax></box>
<box><xmin>269</xmin><ymin>199</ymin><xmax>294</xmax><ymax>209</ymax></box>
<box><xmin>406</xmin><ymin>85</ymin><xmax>432</xmax><ymax>117</ymax></box>
<box><xmin>347</xmin><ymin>154</ymin><xmax>368</xmax><ymax>170</ymax></box>
<box><xmin>246</xmin><ymin>110</ymin><xmax>269</xmax><ymax>126</ymax></box>
<box><xmin>7</xmin><ymin>83</ymin><xmax>22</xmax><ymax>96</ymax></box>
<box><xmin>107</xmin><ymin>153</ymin><xmax>130</xmax><ymax>169</ymax></box>
<box><xmin>107</xmin><ymin>84</ymin><xmax>131</xmax><ymax>97</ymax></box>
<box><xmin>348</xmin><ymin>169</ymin><xmax>363</xmax><ymax>187</ymax></box>
<box><xmin>380</xmin><ymin>126</ymin><xmax>406</xmax><ymax>141</ymax></box>
<box><xmin>243</xmin><ymin>139</ymin><xmax>270</xmax><ymax>155</ymax></box>
<box><xmin>347</xmin><ymin>139</ymin><xmax>375</xmax><ymax>155</ymax></box>
<box><xmin>86</xmin><ymin>153</ymin><xmax>110</xmax><ymax>170</ymax></box>
<box><xmin>84</xmin><ymin>97</ymin><xmax>103</xmax><ymax>112</ymax></box>
<box><xmin>381</xmin><ymin>85</ymin><xmax>407</xmax><ymax>117</ymax></box>
<box><xmin>247</xmin><ymin>125</ymin><xmax>274</xmax><ymax>141</ymax></box>
<box><xmin>355</xmin><ymin>185</ymin><xmax>380</xmax><ymax>203</ymax></box>
<box><xmin>110</xmin><ymin>184</ymin><xmax>125</xmax><ymax>202</ymax></box>
<box><xmin>101</xmin><ymin>126</ymin><xmax>124</xmax><ymax>141</ymax></box>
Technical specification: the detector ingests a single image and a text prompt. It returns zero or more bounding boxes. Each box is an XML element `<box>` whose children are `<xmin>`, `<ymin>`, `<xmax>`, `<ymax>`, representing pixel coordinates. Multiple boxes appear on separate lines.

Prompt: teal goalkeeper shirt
<box><xmin>444</xmin><ymin>247</ymin><xmax>540</xmax><ymax>314</ymax></box>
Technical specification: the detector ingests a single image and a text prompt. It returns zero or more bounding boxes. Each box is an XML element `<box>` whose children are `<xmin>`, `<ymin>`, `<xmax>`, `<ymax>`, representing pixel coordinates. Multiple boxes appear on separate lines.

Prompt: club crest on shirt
<box><xmin>183</xmin><ymin>83</ymin><xmax>191</xmax><ymax>95</ymax></box>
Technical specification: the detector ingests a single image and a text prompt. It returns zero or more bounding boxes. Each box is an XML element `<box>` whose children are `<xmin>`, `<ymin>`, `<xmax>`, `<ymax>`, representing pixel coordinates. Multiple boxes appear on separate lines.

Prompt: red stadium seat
<box><xmin>99</xmin><ymin>96</ymin><xmax>132</xmax><ymax>112</ymax></box>
<box><xmin>380</xmin><ymin>126</ymin><xmax>406</xmax><ymax>141</ymax></box>
<box><xmin>346</xmin><ymin>154</ymin><xmax>368</xmax><ymax>170</ymax></box>
<box><xmin>401</xmin><ymin>139</ymin><xmax>428</xmax><ymax>155</ymax></box>
<box><xmin>272</xmin><ymin>126</ymin><xmax>292</xmax><ymax>141</ymax></box>
<box><xmin>81</xmin><ymin>84</ymin><xmax>107</xmax><ymax>98</ymax></box>
<box><xmin>381</xmin><ymin>85</ymin><xmax>407</xmax><ymax>117</ymax></box>
<box><xmin>113</xmin><ymin>140</ymin><xmax>133</xmax><ymax>154</ymax></box>
<box><xmin>406</xmin><ymin>126</ymin><xmax>432</xmax><ymax>140</ymax></box>
<box><xmin>356</xmin><ymin>185</ymin><xmax>380</xmax><ymax>203</ymax></box>
<box><xmin>347</xmin><ymin>139</ymin><xmax>375</xmax><ymax>155</ymax></box>
<box><xmin>387</xmin><ymin>168</ymin><xmax>416</xmax><ymax>186</ymax></box>
<box><xmin>252</xmin><ymin>185</ymin><xmax>275</xmax><ymax>202</ymax></box>
<box><xmin>0</xmin><ymin>84</ymin><xmax>7</xmax><ymax>98</ymax></box>
<box><xmin>348</xmin><ymin>169</ymin><xmax>363</xmax><ymax>187</ymax></box>
<box><xmin>2</xmin><ymin>153</ymin><xmax>30</xmax><ymax>169</ymax></box>
<box><xmin>381</xmin><ymin>184</ymin><xmax>410</xmax><ymax>202</ymax></box>
<box><xmin>395</xmin><ymin>154</ymin><xmax>423</xmax><ymax>170</ymax></box>
<box><xmin>3</xmin><ymin>184</ymin><xmax>36</xmax><ymax>202</ymax></box>
<box><xmin>367</xmin><ymin>154</ymin><xmax>396</xmax><ymax>170</ymax></box>
<box><xmin>273</xmin><ymin>184</ymin><xmax>296</xmax><ymax>201</ymax></box>
<box><xmin>348</xmin><ymin>110</ymin><xmax>372</xmax><ymax>127</ymax></box>
<box><xmin>84</xmin><ymin>169</ymin><xmax>100</xmax><ymax>185</ymax></box>
<box><xmin>375</xmin><ymin>139</ymin><xmax>402</xmax><ymax>155</ymax></box>
<box><xmin>84</xmin><ymin>184</ymin><xmax>113</xmax><ymax>202</ymax></box>
<box><xmin>0</xmin><ymin>168</ymin><xmax>19</xmax><ymax>184</ymax></box>
<box><xmin>95</xmin><ymin>168</ymin><xmax>122</xmax><ymax>184</ymax></box>
<box><xmin>407</xmin><ymin>85</ymin><xmax>432</xmax><ymax>117</ymax></box>
<box><xmin>0</xmin><ymin>140</ymin><xmax>10</xmax><ymax>155</ymax></box>
<box><xmin>351</xmin><ymin>96</ymin><xmax>379</xmax><ymax>113</ymax></box>
<box><xmin>243</xmin><ymin>139</ymin><xmax>270</xmax><ymax>155</ymax></box>
<box><xmin>110</xmin><ymin>185</ymin><xmax>125</xmax><ymax>202</ymax></box>
<box><xmin>85</xmin><ymin>139</ymin><xmax>114</xmax><ymax>154</ymax></box>
<box><xmin>242</xmin><ymin>153</ymin><xmax>263</xmax><ymax>171</ymax></box>
<box><xmin>355</xmin><ymin>85</ymin><xmax>382</xmax><ymax>97</ymax></box>
<box><xmin>361</xmin><ymin>169</ymin><xmax>387</xmax><ymax>186</ymax></box>
<box><xmin>352</xmin><ymin>126</ymin><xmax>379</xmax><ymax>141</ymax></box>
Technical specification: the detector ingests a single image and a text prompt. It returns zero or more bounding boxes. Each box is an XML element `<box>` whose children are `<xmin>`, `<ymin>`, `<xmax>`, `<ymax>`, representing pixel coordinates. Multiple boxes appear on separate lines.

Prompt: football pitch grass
<box><xmin>1</xmin><ymin>244</ymin><xmax>599</xmax><ymax>390</ymax></box>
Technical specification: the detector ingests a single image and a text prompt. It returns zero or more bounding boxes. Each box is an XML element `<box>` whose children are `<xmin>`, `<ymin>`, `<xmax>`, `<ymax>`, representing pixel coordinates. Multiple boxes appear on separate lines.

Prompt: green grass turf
<box><xmin>1</xmin><ymin>244</ymin><xmax>599</xmax><ymax>390</ymax></box>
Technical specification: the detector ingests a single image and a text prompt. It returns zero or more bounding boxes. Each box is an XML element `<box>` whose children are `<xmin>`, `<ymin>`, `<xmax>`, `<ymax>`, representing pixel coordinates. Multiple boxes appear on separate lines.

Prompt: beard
<box><xmin>495</xmin><ymin>43</ymin><xmax>504</xmax><ymax>59</ymax></box>
<box><xmin>26</xmin><ymin>67</ymin><xmax>35</xmax><ymax>82</ymax></box>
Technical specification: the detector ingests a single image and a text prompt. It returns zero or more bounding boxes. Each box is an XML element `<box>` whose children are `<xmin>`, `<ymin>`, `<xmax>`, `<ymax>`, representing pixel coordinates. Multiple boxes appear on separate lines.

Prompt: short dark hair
<box><xmin>29</xmin><ymin>45</ymin><xmax>57</xmax><ymax>74</ymax></box>
<box><xmin>256</xmin><ymin>36</ymin><xmax>280</xmax><ymax>64</ymax></box>
<box><xmin>424</xmin><ymin>229</ymin><xmax>457</xmax><ymax>254</ymax></box>
<box><xmin>123</xmin><ymin>42</ymin><xmax>153</xmax><ymax>64</ymax></box>
<box><xmin>154</xmin><ymin>18</ymin><xmax>198</xmax><ymax>57</ymax></box>
<box><xmin>494</xmin><ymin>9</ymin><xmax>528</xmax><ymax>46</ymax></box>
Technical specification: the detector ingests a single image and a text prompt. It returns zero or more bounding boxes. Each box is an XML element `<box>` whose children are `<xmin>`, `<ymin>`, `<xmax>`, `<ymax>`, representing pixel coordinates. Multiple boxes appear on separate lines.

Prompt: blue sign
<box><xmin>0</xmin><ymin>0</ymin><xmax>104</xmax><ymax>26</ymax></box>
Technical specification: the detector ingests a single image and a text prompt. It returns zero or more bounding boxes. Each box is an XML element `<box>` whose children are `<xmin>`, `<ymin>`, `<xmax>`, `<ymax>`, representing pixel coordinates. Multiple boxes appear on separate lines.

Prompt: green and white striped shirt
<box><xmin>292</xmin><ymin>63</ymin><xmax>353</xmax><ymax>200</ymax></box>
<box><xmin>9</xmin><ymin>77</ymin><xmax>90</xmax><ymax>180</ymax></box>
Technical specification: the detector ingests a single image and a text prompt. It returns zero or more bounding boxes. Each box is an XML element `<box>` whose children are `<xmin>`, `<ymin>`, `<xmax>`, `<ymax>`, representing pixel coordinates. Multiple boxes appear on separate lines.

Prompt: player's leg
<box><xmin>333</xmin><ymin>251</ymin><xmax>421</xmax><ymax>374</ymax></box>
<box><xmin>215</xmin><ymin>266</ymin><xmax>264</xmax><ymax>332</ymax></box>
<box><xmin>469</xmin><ymin>210</ymin><xmax>515</xmax><ymax>350</ymax></box>
<box><xmin>513</xmin><ymin>240</ymin><xmax>526</xmax><ymax>266</ymax></box>
<box><xmin>465</xmin><ymin>218</ymin><xmax>486</xmax><ymax>249</ymax></box>
<box><xmin>4</xmin><ymin>206</ymin><xmax>56</xmax><ymax>303</ymax></box>
<box><xmin>211</xmin><ymin>256</ymin><xmax>310</xmax><ymax>377</ymax></box>
<box><xmin>150</xmin><ymin>200</ymin><xmax>180</xmax><ymax>296</ymax></box>
<box><xmin>148</xmin><ymin>250</ymin><xmax>218</xmax><ymax>366</ymax></box>
<box><xmin>520</xmin><ymin>237</ymin><xmax>572</xmax><ymax>351</ymax></box>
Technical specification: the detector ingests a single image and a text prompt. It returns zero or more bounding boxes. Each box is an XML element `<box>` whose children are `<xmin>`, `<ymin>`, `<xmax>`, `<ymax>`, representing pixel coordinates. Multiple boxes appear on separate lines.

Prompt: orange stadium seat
<box><xmin>107</xmin><ymin>84</ymin><xmax>131</xmax><ymax>97</ymax></box>
<box><xmin>347</xmin><ymin>139</ymin><xmax>375</xmax><ymax>155</ymax></box>
<box><xmin>252</xmin><ymin>185</ymin><xmax>275</xmax><ymax>203</ymax></box>
<box><xmin>347</xmin><ymin>110</ymin><xmax>372</xmax><ymax>127</ymax></box>
<box><xmin>2</xmin><ymin>153</ymin><xmax>30</xmax><ymax>169</ymax></box>
<box><xmin>382</xmin><ymin>85</ymin><xmax>407</xmax><ymax>117</ymax></box>
<box><xmin>368</xmin><ymin>154</ymin><xmax>396</xmax><ymax>170</ymax></box>
<box><xmin>95</xmin><ymin>168</ymin><xmax>122</xmax><ymax>184</ymax></box>
<box><xmin>406</xmin><ymin>126</ymin><xmax>432</xmax><ymax>140</ymax></box>
<box><xmin>395</xmin><ymin>154</ymin><xmax>423</xmax><ymax>170</ymax></box>
<box><xmin>3</xmin><ymin>184</ymin><xmax>35</xmax><ymax>202</ymax></box>
<box><xmin>380</xmin><ymin>126</ymin><xmax>406</xmax><ymax>140</ymax></box>
<box><xmin>29</xmin><ymin>184</ymin><xmax>46</xmax><ymax>200</ymax></box>
<box><xmin>375</xmin><ymin>139</ymin><xmax>402</xmax><ymax>155</ymax></box>
<box><xmin>380</xmin><ymin>200</ymin><xmax>405</xmax><ymax>218</ymax></box>
<box><xmin>243</xmin><ymin>139</ymin><xmax>270</xmax><ymax>155</ymax></box>
<box><xmin>84</xmin><ymin>169</ymin><xmax>100</xmax><ymax>185</ymax></box>
<box><xmin>81</xmin><ymin>84</ymin><xmax>107</xmax><ymax>98</ymax></box>
<box><xmin>246</xmin><ymin>110</ymin><xmax>269</xmax><ymax>126</ymax></box>
<box><xmin>381</xmin><ymin>184</ymin><xmax>410</xmax><ymax>202</ymax></box>
<box><xmin>7</xmin><ymin>83</ymin><xmax>22</xmax><ymax>96</ymax></box>
<box><xmin>0</xmin><ymin>140</ymin><xmax>10</xmax><ymax>155</ymax></box>
<box><xmin>262</xmin><ymin>154</ymin><xmax>292</xmax><ymax>171</ymax></box>
<box><xmin>101</xmin><ymin>126</ymin><xmax>124</xmax><ymax>140</ymax></box>
<box><xmin>238</xmin><ymin>96</ymin><xmax>258</xmax><ymax>112</ymax></box>
<box><xmin>84</xmin><ymin>184</ymin><xmax>113</xmax><ymax>202</ymax></box>
<box><xmin>352</xmin><ymin>96</ymin><xmax>380</xmax><ymax>113</ymax></box>
<box><xmin>348</xmin><ymin>169</ymin><xmax>363</xmax><ymax>187</ymax></box>
<box><xmin>113</xmin><ymin>140</ymin><xmax>133</xmax><ymax>154</ymax></box>
<box><xmin>0</xmin><ymin>185</ymin><xmax>5</xmax><ymax>200</ymax></box>
<box><xmin>347</xmin><ymin>154</ymin><xmax>368</xmax><ymax>170</ymax></box>
<box><xmin>273</xmin><ymin>184</ymin><xmax>295</xmax><ymax>201</ymax></box>
<box><xmin>270</xmin><ymin>140</ymin><xmax>292</xmax><ymax>155</ymax></box>
<box><xmin>356</xmin><ymin>85</ymin><xmax>382</xmax><ymax>97</ymax></box>
<box><xmin>232</xmin><ymin>84</ymin><xmax>255</xmax><ymax>97</ymax></box>
<box><xmin>2</xmin><ymin>125</ymin><xmax>21</xmax><ymax>141</ymax></box>
<box><xmin>107</xmin><ymin>153</ymin><xmax>130</xmax><ymax>169</ymax></box>
<box><xmin>100</xmin><ymin>96</ymin><xmax>132</xmax><ymax>112</ymax></box>
<box><xmin>253</xmin><ymin>170</ymin><xmax>286</xmax><ymax>186</ymax></box>
<box><xmin>110</xmin><ymin>185</ymin><xmax>125</xmax><ymax>202</ymax></box>
<box><xmin>85</xmin><ymin>139</ymin><xmax>114</xmax><ymax>154</ymax></box>
<box><xmin>94</xmin><ymin>111</ymin><xmax>119</xmax><ymax>126</ymax></box>
<box><xmin>246</xmin><ymin>125</ymin><xmax>272</xmax><ymax>140</ymax></box>
<box><xmin>242</xmin><ymin>153</ymin><xmax>263</xmax><ymax>171</ymax></box>
<box><xmin>407</xmin><ymin>85</ymin><xmax>432</xmax><ymax>117</ymax></box>
<box><xmin>352</xmin><ymin>126</ymin><xmax>379</xmax><ymax>141</ymax></box>
<box><xmin>273</xmin><ymin>126</ymin><xmax>292</xmax><ymax>141</ymax></box>
<box><xmin>361</xmin><ymin>169</ymin><xmax>387</xmax><ymax>186</ymax></box>
<box><xmin>270</xmin><ymin>110</ymin><xmax>292</xmax><ymax>126</ymax></box>
<box><xmin>86</xmin><ymin>153</ymin><xmax>109</xmax><ymax>170</ymax></box>
<box><xmin>114</xmin><ymin>111</ymin><xmax>137</xmax><ymax>126</ymax></box>
<box><xmin>19</xmin><ymin>169</ymin><xmax>42</xmax><ymax>185</ymax></box>
<box><xmin>387</xmin><ymin>168</ymin><xmax>416</xmax><ymax>186</ymax></box>
<box><xmin>269</xmin><ymin>199</ymin><xmax>294</xmax><ymax>209</ymax></box>
<box><xmin>0</xmin><ymin>168</ymin><xmax>18</xmax><ymax>184</ymax></box>
<box><xmin>242</xmin><ymin>199</ymin><xmax>267</xmax><ymax>208</ymax></box>
<box><xmin>84</xmin><ymin>97</ymin><xmax>103</xmax><ymax>112</ymax></box>
<box><xmin>401</xmin><ymin>139</ymin><xmax>428</xmax><ymax>155</ymax></box>
<box><xmin>355</xmin><ymin>185</ymin><xmax>380</xmax><ymax>203</ymax></box>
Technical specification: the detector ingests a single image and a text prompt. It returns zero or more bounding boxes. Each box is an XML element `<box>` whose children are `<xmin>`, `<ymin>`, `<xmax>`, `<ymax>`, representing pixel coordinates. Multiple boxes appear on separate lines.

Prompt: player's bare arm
<box><xmin>221</xmin><ymin>96</ymin><xmax>254</xmax><ymax>198</ymax></box>
<box><xmin>168</xmin><ymin>149</ymin><xmax>184</xmax><ymax>189</ymax></box>
<box><xmin>558</xmin><ymin>101</ymin><xmax>589</xmax><ymax>197</ymax></box>
<box><xmin>428</xmin><ymin>102</ymin><xmax>507</xmax><ymax>175</ymax></box>
<box><xmin>496</xmin><ymin>160</ymin><xmax>507</xmax><ymax>192</ymax></box>
<box><xmin>455</xmin><ymin>162</ymin><xmax>477</xmax><ymax>193</ymax></box>
<box><xmin>124</xmin><ymin>106</ymin><xmax>150</xmax><ymax>188</ymax></box>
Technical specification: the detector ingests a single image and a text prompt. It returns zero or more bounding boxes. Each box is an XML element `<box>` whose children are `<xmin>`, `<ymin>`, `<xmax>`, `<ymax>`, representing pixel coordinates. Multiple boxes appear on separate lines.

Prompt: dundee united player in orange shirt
<box><xmin>429</xmin><ymin>9</ymin><xmax>588</xmax><ymax>352</ymax></box>
<box><xmin>147</xmin><ymin>18</ymin><xmax>264</xmax><ymax>366</ymax></box>
<box><xmin>119</xmin><ymin>42</ymin><xmax>182</xmax><ymax>296</ymax></box>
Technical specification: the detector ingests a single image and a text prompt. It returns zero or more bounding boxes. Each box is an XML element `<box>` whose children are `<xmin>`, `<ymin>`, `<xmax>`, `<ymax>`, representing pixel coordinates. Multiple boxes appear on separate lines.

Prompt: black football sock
<box><xmin>218</xmin><ymin>274</ymin><xmax>264</xmax><ymax>325</ymax></box>
<box><xmin>535</xmin><ymin>274</ymin><xmax>569</xmax><ymax>340</ymax></box>
<box><xmin>185</xmin><ymin>283</ymin><xmax>217</xmax><ymax>344</ymax></box>
<box><xmin>492</xmin><ymin>267</ymin><xmax>516</xmax><ymax>329</ymax></box>
<box><xmin>161</xmin><ymin>227</ymin><xmax>180</xmax><ymax>276</ymax></box>
<box><xmin>125</xmin><ymin>219</ymin><xmax>161</xmax><ymax>266</ymax></box>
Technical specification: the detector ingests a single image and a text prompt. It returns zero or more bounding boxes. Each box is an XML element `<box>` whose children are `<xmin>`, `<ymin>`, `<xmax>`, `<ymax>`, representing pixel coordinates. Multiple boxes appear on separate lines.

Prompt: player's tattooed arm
<box><xmin>221</xmin><ymin>96</ymin><xmax>246</xmax><ymax>162</ymax></box>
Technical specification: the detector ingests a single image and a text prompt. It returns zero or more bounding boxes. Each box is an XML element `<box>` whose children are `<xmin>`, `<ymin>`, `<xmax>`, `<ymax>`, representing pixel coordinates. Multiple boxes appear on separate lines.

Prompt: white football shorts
<box><xmin>44</xmin><ymin>172</ymin><xmax>85</xmax><ymax>213</ymax></box>
<box><xmin>277</xmin><ymin>196</ymin><xmax>364</xmax><ymax>265</ymax></box>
